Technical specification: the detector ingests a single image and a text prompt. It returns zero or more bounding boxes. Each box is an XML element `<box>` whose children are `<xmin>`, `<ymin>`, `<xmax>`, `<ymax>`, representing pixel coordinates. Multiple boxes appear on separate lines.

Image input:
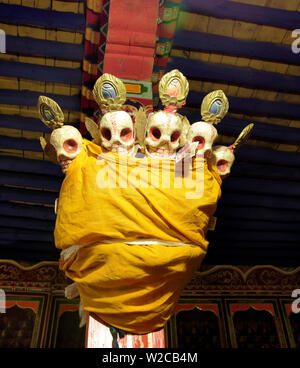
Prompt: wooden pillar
<box><xmin>85</xmin><ymin>1</ymin><xmax>165</xmax><ymax>347</ymax></box>
<box><xmin>86</xmin><ymin>313</ymin><xmax>165</xmax><ymax>348</ymax></box>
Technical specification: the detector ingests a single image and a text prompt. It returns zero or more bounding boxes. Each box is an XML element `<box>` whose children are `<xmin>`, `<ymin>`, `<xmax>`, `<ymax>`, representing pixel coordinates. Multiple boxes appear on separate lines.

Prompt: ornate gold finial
<box><xmin>38</xmin><ymin>96</ymin><xmax>64</xmax><ymax>130</ymax></box>
<box><xmin>159</xmin><ymin>69</ymin><xmax>189</xmax><ymax>108</ymax></box>
<box><xmin>201</xmin><ymin>90</ymin><xmax>229</xmax><ymax>125</ymax></box>
<box><xmin>93</xmin><ymin>73</ymin><xmax>127</xmax><ymax>112</ymax></box>
<box><xmin>229</xmin><ymin>123</ymin><xmax>254</xmax><ymax>152</ymax></box>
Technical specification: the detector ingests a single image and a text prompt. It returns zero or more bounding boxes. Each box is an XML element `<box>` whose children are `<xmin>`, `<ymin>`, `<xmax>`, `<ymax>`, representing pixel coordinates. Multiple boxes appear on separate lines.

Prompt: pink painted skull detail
<box><xmin>187</xmin><ymin>121</ymin><xmax>218</xmax><ymax>158</ymax></box>
<box><xmin>50</xmin><ymin>125</ymin><xmax>83</xmax><ymax>174</ymax></box>
<box><xmin>144</xmin><ymin>111</ymin><xmax>182</xmax><ymax>158</ymax></box>
<box><xmin>100</xmin><ymin>111</ymin><xmax>135</xmax><ymax>155</ymax></box>
<box><xmin>211</xmin><ymin>145</ymin><xmax>235</xmax><ymax>177</ymax></box>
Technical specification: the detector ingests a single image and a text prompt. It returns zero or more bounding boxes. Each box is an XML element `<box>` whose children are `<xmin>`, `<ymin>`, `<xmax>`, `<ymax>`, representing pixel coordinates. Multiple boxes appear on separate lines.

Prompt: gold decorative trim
<box><xmin>201</xmin><ymin>90</ymin><xmax>229</xmax><ymax>125</ymax></box>
<box><xmin>38</xmin><ymin>96</ymin><xmax>64</xmax><ymax>130</ymax></box>
<box><xmin>230</xmin><ymin>123</ymin><xmax>254</xmax><ymax>152</ymax></box>
<box><xmin>159</xmin><ymin>69</ymin><xmax>189</xmax><ymax>107</ymax></box>
<box><xmin>93</xmin><ymin>73</ymin><xmax>127</xmax><ymax>111</ymax></box>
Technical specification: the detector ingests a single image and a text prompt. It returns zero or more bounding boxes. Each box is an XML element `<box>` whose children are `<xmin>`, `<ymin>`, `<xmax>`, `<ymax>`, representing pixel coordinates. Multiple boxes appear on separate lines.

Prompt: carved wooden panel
<box><xmin>225</xmin><ymin>299</ymin><xmax>287</xmax><ymax>348</ymax></box>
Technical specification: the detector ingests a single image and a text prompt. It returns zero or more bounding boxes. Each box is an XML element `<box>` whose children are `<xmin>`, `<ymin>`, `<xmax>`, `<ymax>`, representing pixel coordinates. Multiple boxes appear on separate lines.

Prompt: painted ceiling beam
<box><xmin>186</xmin><ymin>90</ymin><xmax>300</xmax><ymax>120</ymax></box>
<box><xmin>168</xmin><ymin>56</ymin><xmax>300</xmax><ymax>95</ymax></box>
<box><xmin>215</xmin><ymin>204</ymin><xmax>300</xmax><ymax>222</ymax></box>
<box><xmin>0</xmin><ymin>215</ymin><xmax>54</xmax><ymax>232</ymax></box>
<box><xmin>230</xmin><ymin>162</ymin><xmax>300</xmax><ymax>181</ymax></box>
<box><xmin>235</xmin><ymin>146</ymin><xmax>300</xmax><ymax>167</ymax></box>
<box><xmin>0</xmin><ymin>227</ymin><xmax>54</xmax><ymax>243</ymax></box>
<box><xmin>173</xmin><ymin>30</ymin><xmax>300</xmax><ymax>66</ymax></box>
<box><xmin>0</xmin><ymin>202</ymin><xmax>55</xmax><ymax>221</ymax></box>
<box><xmin>6</xmin><ymin>36</ymin><xmax>84</xmax><ymax>61</ymax></box>
<box><xmin>181</xmin><ymin>0</ymin><xmax>300</xmax><ymax>30</ymax></box>
<box><xmin>221</xmin><ymin>191</ymin><xmax>300</xmax><ymax>211</ymax></box>
<box><xmin>0</xmin><ymin>4</ymin><xmax>85</xmax><ymax>31</ymax></box>
<box><xmin>210</xmin><ymin>230</ymin><xmax>299</xmax><ymax>243</ymax></box>
<box><xmin>0</xmin><ymin>90</ymin><xmax>81</xmax><ymax>111</ymax></box>
<box><xmin>0</xmin><ymin>60</ymin><xmax>82</xmax><ymax>85</ymax></box>
<box><xmin>221</xmin><ymin>176</ymin><xmax>300</xmax><ymax>197</ymax></box>
<box><xmin>215</xmin><ymin>219</ymin><xmax>300</xmax><ymax>232</ymax></box>
<box><xmin>0</xmin><ymin>171</ymin><xmax>62</xmax><ymax>191</ymax></box>
<box><xmin>182</xmin><ymin>110</ymin><xmax>300</xmax><ymax>145</ymax></box>
<box><xmin>0</xmin><ymin>186</ymin><xmax>57</xmax><ymax>205</ymax></box>
<box><xmin>0</xmin><ymin>247</ymin><xmax>59</xmax><ymax>261</ymax></box>
<box><xmin>0</xmin><ymin>135</ymin><xmax>43</xmax><ymax>151</ymax></box>
<box><xmin>0</xmin><ymin>155</ymin><xmax>62</xmax><ymax>176</ymax></box>
<box><xmin>0</xmin><ymin>114</ymin><xmax>52</xmax><ymax>133</ymax></box>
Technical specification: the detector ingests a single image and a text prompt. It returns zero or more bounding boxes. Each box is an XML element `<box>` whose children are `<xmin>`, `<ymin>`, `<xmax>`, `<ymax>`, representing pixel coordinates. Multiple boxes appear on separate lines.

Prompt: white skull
<box><xmin>211</xmin><ymin>145</ymin><xmax>235</xmax><ymax>177</ymax></box>
<box><xmin>100</xmin><ymin>110</ymin><xmax>135</xmax><ymax>155</ymax></box>
<box><xmin>50</xmin><ymin>125</ymin><xmax>83</xmax><ymax>174</ymax></box>
<box><xmin>144</xmin><ymin>111</ymin><xmax>182</xmax><ymax>158</ymax></box>
<box><xmin>187</xmin><ymin>121</ymin><xmax>218</xmax><ymax>158</ymax></box>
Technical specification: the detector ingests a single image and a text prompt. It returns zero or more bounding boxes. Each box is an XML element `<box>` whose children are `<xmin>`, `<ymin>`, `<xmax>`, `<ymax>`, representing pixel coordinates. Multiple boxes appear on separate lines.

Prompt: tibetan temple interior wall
<box><xmin>0</xmin><ymin>260</ymin><xmax>299</xmax><ymax>348</ymax></box>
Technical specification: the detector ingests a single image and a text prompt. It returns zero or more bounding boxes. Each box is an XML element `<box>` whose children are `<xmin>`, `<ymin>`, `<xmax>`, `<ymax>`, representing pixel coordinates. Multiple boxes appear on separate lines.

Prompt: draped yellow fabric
<box><xmin>57</xmin><ymin>139</ymin><xmax>222</xmax><ymax>334</ymax></box>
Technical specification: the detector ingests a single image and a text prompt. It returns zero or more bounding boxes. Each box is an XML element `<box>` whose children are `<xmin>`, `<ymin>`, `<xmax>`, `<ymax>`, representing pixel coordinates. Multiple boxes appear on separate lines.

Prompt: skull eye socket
<box><xmin>63</xmin><ymin>139</ymin><xmax>78</xmax><ymax>153</ymax></box>
<box><xmin>192</xmin><ymin>136</ymin><xmax>205</xmax><ymax>150</ymax></box>
<box><xmin>171</xmin><ymin>130</ymin><xmax>181</xmax><ymax>143</ymax></box>
<box><xmin>216</xmin><ymin>159</ymin><xmax>228</xmax><ymax>173</ymax></box>
<box><xmin>101</xmin><ymin>127</ymin><xmax>112</xmax><ymax>141</ymax></box>
<box><xmin>120</xmin><ymin>128</ymin><xmax>132</xmax><ymax>142</ymax></box>
<box><xmin>149</xmin><ymin>127</ymin><xmax>161</xmax><ymax>141</ymax></box>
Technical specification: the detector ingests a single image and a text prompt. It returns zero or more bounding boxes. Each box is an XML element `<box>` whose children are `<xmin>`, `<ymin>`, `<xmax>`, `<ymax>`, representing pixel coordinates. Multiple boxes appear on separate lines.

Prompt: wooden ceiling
<box><xmin>0</xmin><ymin>0</ymin><xmax>299</xmax><ymax>266</ymax></box>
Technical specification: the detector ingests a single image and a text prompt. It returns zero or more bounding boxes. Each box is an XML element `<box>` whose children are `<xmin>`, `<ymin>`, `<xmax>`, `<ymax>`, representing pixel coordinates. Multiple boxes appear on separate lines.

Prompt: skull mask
<box><xmin>187</xmin><ymin>121</ymin><xmax>218</xmax><ymax>158</ymax></box>
<box><xmin>50</xmin><ymin>125</ymin><xmax>83</xmax><ymax>174</ymax></box>
<box><xmin>211</xmin><ymin>145</ymin><xmax>235</xmax><ymax>177</ymax></box>
<box><xmin>144</xmin><ymin>111</ymin><xmax>182</xmax><ymax>159</ymax></box>
<box><xmin>100</xmin><ymin>110</ymin><xmax>135</xmax><ymax>155</ymax></box>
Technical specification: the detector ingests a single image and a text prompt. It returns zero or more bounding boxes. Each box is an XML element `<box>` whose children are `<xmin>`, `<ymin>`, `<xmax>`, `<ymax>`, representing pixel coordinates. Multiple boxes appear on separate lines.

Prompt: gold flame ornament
<box><xmin>93</xmin><ymin>73</ymin><xmax>127</xmax><ymax>112</ymax></box>
<box><xmin>201</xmin><ymin>90</ymin><xmax>229</xmax><ymax>125</ymax></box>
<box><xmin>38</xmin><ymin>95</ymin><xmax>64</xmax><ymax>130</ymax></box>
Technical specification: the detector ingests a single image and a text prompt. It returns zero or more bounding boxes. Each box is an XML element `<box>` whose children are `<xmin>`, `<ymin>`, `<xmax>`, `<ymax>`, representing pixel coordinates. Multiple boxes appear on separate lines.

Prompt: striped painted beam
<box><xmin>0</xmin><ymin>227</ymin><xmax>54</xmax><ymax>243</ymax></box>
<box><xmin>0</xmin><ymin>186</ymin><xmax>57</xmax><ymax>205</ymax></box>
<box><xmin>204</xmin><ymin>251</ymin><xmax>300</xmax><ymax>267</ymax></box>
<box><xmin>0</xmin><ymin>4</ymin><xmax>85</xmax><ymax>31</ymax></box>
<box><xmin>167</xmin><ymin>56</ymin><xmax>300</xmax><ymax>95</ymax></box>
<box><xmin>0</xmin><ymin>60</ymin><xmax>82</xmax><ymax>85</ymax></box>
<box><xmin>221</xmin><ymin>176</ymin><xmax>300</xmax><ymax>197</ymax></box>
<box><xmin>0</xmin><ymin>171</ymin><xmax>62</xmax><ymax>191</ymax></box>
<box><xmin>215</xmin><ymin>205</ymin><xmax>300</xmax><ymax>222</ymax></box>
<box><xmin>0</xmin><ymin>135</ymin><xmax>42</xmax><ymax>151</ymax></box>
<box><xmin>173</xmin><ymin>30</ymin><xmax>300</xmax><ymax>66</ymax></box>
<box><xmin>6</xmin><ymin>36</ymin><xmax>84</xmax><ymax>61</ymax></box>
<box><xmin>220</xmin><ymin>191</ymin><xmax>300</xmax><ymax>211</ymax></box>
<box><xmin>0</xmin><ymin>202</ymin><xmax>55</xmax><ymax>221</ymax></box>
<box><xmin>231</xmin><ymin>162</ymin><xmax>300</xmax><ymax>181</ymax></box>
<box><xmin>185</xmin><ymin>90</ymin><xmax>300</xmax><ymax>120</ymax></box>
<box><xmin>0</xmin><ymin>155</ymin><xmax>62</xmax><ymax>176</ymax></box>
<box><xmin>0</xmin><ymin>215</ymin><xmax>54</xmax><ymax>232</ymax></box>
<box><xmin>0</xmin><ymin>247</ymin><xmax>59</xmax><ymax>262</ymax></box>
<box><xmin>0</xmin><ymin>90</ymin><xmax>81</xmax><ymax>111</ymax></box>
<box><xmin>236</xmin><ymin>146</ymin><xmax>300</xmax><ymax>167</ymax></box>
<box><xmin>183</xmin><ymin>110</ymin><xmax>300</xmax><ymax>145</ymax></box>
<box><xmin>214</xmin><ymin>219</ymin><xmax>300</xmax><ymax>232</ymax></box>
<box><xmin>210</xmin><ymin>230</ymin><xmax>299</xmax><ymax>243</ymax></box>
<box><xmin>0</xmin><ymin>114</ymin><xmax>52</xmax><ymax>133</ymax></box>
<box><xmin>181</xmin><ymin>0</ymin><xmax>300</xmax><ymax>30</ymax></box>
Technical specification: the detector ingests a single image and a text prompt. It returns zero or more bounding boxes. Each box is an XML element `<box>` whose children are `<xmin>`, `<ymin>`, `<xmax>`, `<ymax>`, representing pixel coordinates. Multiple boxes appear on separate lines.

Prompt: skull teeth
<box><xmin>60</xmin><ymin>159</ymin><xmax>72</xmax><ymax>172</ymax></box>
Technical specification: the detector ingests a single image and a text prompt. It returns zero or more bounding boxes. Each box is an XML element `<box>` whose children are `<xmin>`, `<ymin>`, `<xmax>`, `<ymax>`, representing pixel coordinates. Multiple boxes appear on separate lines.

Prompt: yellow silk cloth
<box><xmin>57</xmin><ymin>139</ymin><xmax>222</xmax><ymax>334</ymax></box>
